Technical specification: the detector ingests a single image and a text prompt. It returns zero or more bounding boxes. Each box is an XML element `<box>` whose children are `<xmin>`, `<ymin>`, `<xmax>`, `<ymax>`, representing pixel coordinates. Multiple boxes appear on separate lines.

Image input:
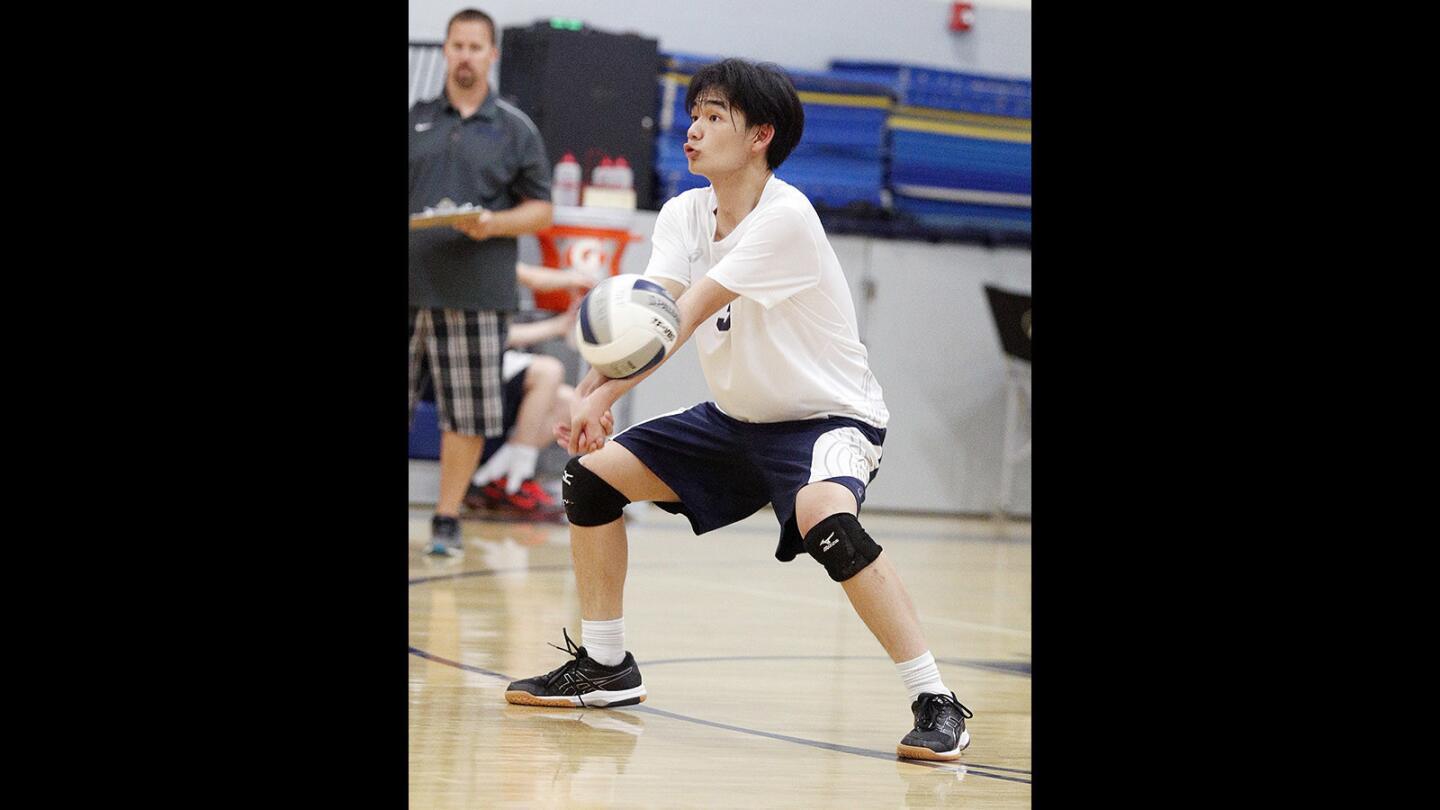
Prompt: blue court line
<box><xmin>408</xmin><ymin>645</ymin><xmax>1030</xmax><ymax>785</ymax></box>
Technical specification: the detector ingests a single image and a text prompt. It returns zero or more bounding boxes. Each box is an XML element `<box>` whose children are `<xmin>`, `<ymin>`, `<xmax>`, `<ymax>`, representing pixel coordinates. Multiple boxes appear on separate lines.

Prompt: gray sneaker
<box><xmin>897</xmin><ymin>692</ymin><xmax>972</xmax><ymax>761</ymax></box>
<box><xmin>427</xmin><ymin>515</ymin><xmax>463</xmax><ymax>556</ymax></box>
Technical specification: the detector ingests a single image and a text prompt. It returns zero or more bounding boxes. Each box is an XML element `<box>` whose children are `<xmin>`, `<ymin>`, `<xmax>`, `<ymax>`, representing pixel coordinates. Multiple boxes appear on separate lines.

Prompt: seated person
<box><xmin>463</xmin><ymin>263</ymin><xmax>600</xmax><ymax>520</ymax></box>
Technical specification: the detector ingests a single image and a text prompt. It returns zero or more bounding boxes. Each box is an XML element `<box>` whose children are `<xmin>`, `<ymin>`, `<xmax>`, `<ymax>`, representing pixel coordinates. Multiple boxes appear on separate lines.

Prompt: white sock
<box><xmin>581</xmin><ymin>618</ymin><xmax>626</xmax><ymax>667</ymax></box>
<box><xmin>896</xmin><ymin>651</ymin><xmax>951</xmax><ymax>701</ymax></box>
<box><xmin>503</xmin><ymin>445</ymin><xmax>540</xmax><ymax>493</ymax></box>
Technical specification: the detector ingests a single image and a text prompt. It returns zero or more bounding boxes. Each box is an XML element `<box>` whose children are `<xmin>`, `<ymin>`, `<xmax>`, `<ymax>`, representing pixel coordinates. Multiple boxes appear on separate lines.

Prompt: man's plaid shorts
<box><xmin>408</xmin><ymin>308</ymin><xmax>508</xmax><ymax>438</ymax></box>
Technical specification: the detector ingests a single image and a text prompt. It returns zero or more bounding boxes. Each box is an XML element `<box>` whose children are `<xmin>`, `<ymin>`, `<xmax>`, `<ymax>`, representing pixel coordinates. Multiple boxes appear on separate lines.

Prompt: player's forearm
<box><xmin>592</xmin><ymin>368</ymin><xmax>651</xmax><ymax>410</ymax></box>
<box><xmin>586</xmin><ymin>278</ymin><xmax>723</xmax><ymax>407</ymax></box>
<box><xmin>487</xmin><ymin>200</ymin><xmax>553</xmax><ymax>237</ymax></box>
<box><xmin>575</xmin><ymin>367</ymin><xmax>608</xmax><ymax>398</ymax></box>
<box><xmin>593</xmin><ymin>309</ymin><xmax>696</xmax><ymax>407</ymax></box>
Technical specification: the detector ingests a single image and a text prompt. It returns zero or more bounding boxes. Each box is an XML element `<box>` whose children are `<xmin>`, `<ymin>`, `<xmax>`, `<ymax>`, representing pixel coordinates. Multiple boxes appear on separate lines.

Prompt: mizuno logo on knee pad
<box><xmin>803</xmin><ymin>514</ymin><xmax>882</xmax><ymax>582</ymax></box>
<box><xmin>561</xmin><ymin>457</ymin><xmax>631</xmax><ymax>527</ymax></box>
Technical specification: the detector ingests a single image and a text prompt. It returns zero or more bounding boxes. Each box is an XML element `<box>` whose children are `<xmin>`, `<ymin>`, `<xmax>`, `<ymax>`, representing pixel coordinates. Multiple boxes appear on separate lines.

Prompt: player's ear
<box><xmin>751</xmin><ymin>124</ymin><xmax>774</xmax><ymax>153</ymax></box>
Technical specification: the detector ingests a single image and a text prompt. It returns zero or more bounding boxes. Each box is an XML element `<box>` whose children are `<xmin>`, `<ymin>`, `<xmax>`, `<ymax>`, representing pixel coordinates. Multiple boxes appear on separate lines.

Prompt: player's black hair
<box><xmin>447</xmin><ymin>8</ymin><xmax>496</xmax><ymax>45</ymax></box>
<box><xmin>685</xmin><ymin>58</ymin><xmax>805</xmax><ymax>170</ymax></box>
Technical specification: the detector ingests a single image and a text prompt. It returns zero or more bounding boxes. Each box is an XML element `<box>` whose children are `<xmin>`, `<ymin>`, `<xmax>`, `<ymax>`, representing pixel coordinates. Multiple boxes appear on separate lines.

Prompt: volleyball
<box><xmin>575</xmin><ymin>275</ymin><xmax>681</xmax><ymax>379</ymax></box>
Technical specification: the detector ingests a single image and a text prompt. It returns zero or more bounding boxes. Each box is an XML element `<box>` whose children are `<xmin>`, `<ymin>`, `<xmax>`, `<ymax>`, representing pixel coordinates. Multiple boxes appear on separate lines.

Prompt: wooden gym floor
<box><xmin>409</xmin><ymin>503</ymin><xmax>1031</xmax><ymax>808</ymax></box>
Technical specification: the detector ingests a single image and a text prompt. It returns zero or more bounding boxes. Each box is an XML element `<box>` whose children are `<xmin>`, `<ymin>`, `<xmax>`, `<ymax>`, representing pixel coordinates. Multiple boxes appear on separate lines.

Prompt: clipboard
<box><xmin>409</xmin><ymin>208</ymin><xmax>486</xmax><ymax>230</ymax></box>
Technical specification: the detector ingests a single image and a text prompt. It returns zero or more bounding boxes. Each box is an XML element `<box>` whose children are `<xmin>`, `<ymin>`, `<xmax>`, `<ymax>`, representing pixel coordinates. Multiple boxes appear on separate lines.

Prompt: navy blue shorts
<box><xmin>477</xmin><ymin>367</ymin><xmax>528</xmax><ymax>466</ymax></box>
<box><xmin>611</xmin><ymin>402</ymin><xmax>886</xmax><ymax>562</ymax></box>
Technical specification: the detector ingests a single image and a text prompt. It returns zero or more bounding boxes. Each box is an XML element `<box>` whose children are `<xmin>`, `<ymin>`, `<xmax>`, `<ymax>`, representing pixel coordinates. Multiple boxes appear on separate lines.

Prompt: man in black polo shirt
<box><xmin>409</xmin><ymin>7</ymin><xmax>553</xmax><ymax>556</ymax></box>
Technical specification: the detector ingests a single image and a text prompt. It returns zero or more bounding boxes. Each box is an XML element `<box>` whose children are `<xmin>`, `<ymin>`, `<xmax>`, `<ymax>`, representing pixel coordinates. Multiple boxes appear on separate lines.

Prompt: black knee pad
<box><xmin>803</xmin><ymin>513</ymin><xmax>882</xmax><ymax>582</ymax></box>
<box><xmin>562</xmin><ymin>457</ymin><xmax>631</xmax><ymax>527</ymax></box>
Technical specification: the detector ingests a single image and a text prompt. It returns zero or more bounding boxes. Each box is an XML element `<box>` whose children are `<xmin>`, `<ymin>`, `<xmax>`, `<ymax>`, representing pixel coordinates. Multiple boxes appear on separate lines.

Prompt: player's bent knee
<box><xmin>562</xmin><ymin>456</ymin><xmax>631</xmax><ymax>526</ymax></box>
<box><xmin>802</xmin><ymin>513</ymin><xmax>882</xmax><ymax>582</ymax></box>
<box><xmin>532</xmin><ymin>355</ymin><xmax>564</xmax><ymax>383</ymax></box>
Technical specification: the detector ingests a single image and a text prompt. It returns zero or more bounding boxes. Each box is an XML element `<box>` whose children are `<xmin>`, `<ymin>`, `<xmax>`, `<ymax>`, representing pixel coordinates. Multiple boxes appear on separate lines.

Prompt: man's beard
<box><xmin>454</xmin><ymin>67</ymin><xmax>476</xmax><ymax>88</ymax></box>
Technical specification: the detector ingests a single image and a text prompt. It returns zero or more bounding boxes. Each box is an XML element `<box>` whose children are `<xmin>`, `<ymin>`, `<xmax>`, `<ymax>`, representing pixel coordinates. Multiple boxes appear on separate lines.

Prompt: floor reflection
<box><xmin>502</xmin><ymin>705</ymin><xmax>646</xmax><ymax>784</ymax></box>
<box><xmin>897</xmin><ymin>760</ymin><xmax>968</xmax><ymax>807</ymax></box>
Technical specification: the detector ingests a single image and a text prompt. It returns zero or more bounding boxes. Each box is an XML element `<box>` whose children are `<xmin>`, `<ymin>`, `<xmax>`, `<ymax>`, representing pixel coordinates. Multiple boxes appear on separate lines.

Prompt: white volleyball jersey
<box><xmin>643</xmin><ymin>175</ymin><xmax>888</xmax><ymax>428</ymax></box>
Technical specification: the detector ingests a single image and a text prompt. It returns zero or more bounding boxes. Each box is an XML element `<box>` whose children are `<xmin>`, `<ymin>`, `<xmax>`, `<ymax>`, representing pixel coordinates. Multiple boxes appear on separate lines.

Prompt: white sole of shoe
<box><xmin>505</xmin><ymin>685</ymin><xmax>647</xmax><ymax>708</ymax></box>
<box><xmin>896</xmin><ymin>729</ymin><xmax>970</xmax><ymax>761</ymax></box>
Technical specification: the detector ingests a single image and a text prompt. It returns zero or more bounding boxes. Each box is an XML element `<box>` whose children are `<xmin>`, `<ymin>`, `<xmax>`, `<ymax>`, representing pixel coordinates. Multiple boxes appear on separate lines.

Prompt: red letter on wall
<box><xmin>950</xmin><ymin>2</ymin><xmax>974</xmax><ymax>31</ymax></box>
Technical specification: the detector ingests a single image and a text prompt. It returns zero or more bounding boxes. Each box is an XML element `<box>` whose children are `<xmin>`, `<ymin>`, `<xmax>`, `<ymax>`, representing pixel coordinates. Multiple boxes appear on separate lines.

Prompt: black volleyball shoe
<box><xmin>427</xmin><ymin>515</ymin><xmax>463</xmax><ymax>557</ymax></box>
<box><xmin>897</xmin><ymin>692</ymin><xmax>973</xmax><ymax>761</ymax></box>
<box><xmin>504</xmin><ymin>628</ymin><xmax>647</xmax><ymax>708</ymax></box>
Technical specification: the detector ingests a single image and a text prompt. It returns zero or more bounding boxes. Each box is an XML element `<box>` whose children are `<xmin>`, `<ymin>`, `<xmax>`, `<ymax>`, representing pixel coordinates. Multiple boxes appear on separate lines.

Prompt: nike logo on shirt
<box><xmin>414</xmin><ymin>122</ymin><xmax>433</xmax><ymax>132</ymax></box>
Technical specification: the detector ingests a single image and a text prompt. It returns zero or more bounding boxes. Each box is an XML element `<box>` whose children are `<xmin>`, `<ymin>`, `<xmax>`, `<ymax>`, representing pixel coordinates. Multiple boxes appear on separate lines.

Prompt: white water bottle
<box><xmin>553</xmin><ymin>152</ymin><xmax>581</xmax><ymax>206</ymax></box>
<box><xmin>592</xmin><ymin>156</ymin><xmax>615</xmax><ymax>188</ymax></box>
<box><xmin>611</xmin><ymin>157</ymin><xmax>633</xmax><ymax>193</ymax></box>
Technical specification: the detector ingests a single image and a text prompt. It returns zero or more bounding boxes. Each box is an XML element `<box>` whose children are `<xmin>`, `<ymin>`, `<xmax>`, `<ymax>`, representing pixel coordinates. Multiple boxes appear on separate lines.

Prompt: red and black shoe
<box><xmin>466</xmin><ymin>477</ymin><xmax>566</xmax><ymax>522</ymax></box>
<box><xmin>503</xmin><ymin>478</ymin><xmax>567</xmax><ymax>522</ymax></box>
<box><xmin>463</xmin><ymin>478</ymin><xmax>508</xmax><ymax>512</ymax></box>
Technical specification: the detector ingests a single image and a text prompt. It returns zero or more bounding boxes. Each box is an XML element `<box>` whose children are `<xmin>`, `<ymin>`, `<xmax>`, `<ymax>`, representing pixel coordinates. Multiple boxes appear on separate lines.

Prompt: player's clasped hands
<box><xmin>555</xmin><ymin>394</ymin><xmax>614</xmax><ymax>454</ymax></box>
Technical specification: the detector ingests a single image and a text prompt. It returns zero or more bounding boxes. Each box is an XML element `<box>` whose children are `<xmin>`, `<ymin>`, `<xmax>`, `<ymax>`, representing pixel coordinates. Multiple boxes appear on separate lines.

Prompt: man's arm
<box><xmin>507</xmin><ymin>307</ymin><xmax>575</xmax><ymax>348</ymax></box>
<box><xmin>454</xmin><ymin>198</ymin><xmax>554</xmax><ymax>240</ymax></box>
<box><xmin>517</xmin><ymin>261</ymin><xmax>596</xmax><ymax>293</ymax></box>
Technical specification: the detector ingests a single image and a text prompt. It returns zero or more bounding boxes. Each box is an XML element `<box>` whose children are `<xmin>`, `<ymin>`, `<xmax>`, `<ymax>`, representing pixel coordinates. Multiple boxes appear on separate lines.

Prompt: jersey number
<box><xmin>716</xmin><ymin>305</ymin><xmax>732</xmax><ymax>332</ymax></box>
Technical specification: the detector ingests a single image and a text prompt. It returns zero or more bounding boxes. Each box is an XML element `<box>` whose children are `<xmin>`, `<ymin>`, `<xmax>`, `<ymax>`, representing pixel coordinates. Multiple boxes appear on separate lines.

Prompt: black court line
<box><xmin>629</xmin><ymin>705</ymin><xmax>1031</xmax><ymax>785</ymax></box>
<box><xmin>408</xmin><ymin>646</ymin><xmax>512</xmax><ymax>681</ymax></box>
<box><xmin>688</xmin><ymin>513</ymin><xmax>1036</xmax><ymax>544</ymax></box>
<box><xmin>409</xmin><ymin>515</ymin><xmax>1027</xmax><ymax>584</ymax></box>
<box><xmin>410</xmin><ymin>558</ymin><xmax>793</xmax><ymax>586</ymax></box>
<box><xmin>409</xmin><ymin>534</ymin><xmax>1030</xmax><ymax>785</ymax></box>
<box><xmin>409</xmin><ymin>567</ymin><xmax>1033</xmax><ymax>672</ymax></box>
<box><xmin>408</xmin><ymin>645</ymin><xmax>1030</xmax><ymax>785</ymax></box>
<box><xmin>412</xmin><ymin>562</ymin><xmax>611</xmax><ymax>586</ymax></box>
<box><xmin>410</xmin><ymin>515</ymin><xmax>1028</xmax><ymax>557</ymax></box>
<box><xmin>408</xmin><ymin>518</ymin><xmax>1027</xmax><ymax>585</ymax></box>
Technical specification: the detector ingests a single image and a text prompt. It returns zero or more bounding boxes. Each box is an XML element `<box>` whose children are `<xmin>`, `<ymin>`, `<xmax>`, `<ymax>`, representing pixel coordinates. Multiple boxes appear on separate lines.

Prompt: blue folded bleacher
<box><xmin>651</xmin><ymin>54</ymin><xmax>1031</xmax><ymax>245</ymax></box>
<box><xmin>408</xmin><ymin>400</ymin><xmax>441</xmax><ymax>460</ymax></box>
<box><xmin>891</xmin><ymin>195</ymin><xmax>1032</xmax><ymax>241</ymax></box>
<box><xmin>655</xmin><ymin>53</ymin><xmax>893</xmax><ymax>209</ymax></box>
<box><xmin>888</xmin><ymin>127</ymin><xmax>1030</xmax><ymax>195</ymax></box>
<box><xmin>828</xmin><ymin>60</ymin><xmax>1031</xmax><ymax>119</ymax></box>
<box><xmin>827</xmin><ymin>60</ymin><xmax>1031</xmax><ymax>244</ymax></box>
